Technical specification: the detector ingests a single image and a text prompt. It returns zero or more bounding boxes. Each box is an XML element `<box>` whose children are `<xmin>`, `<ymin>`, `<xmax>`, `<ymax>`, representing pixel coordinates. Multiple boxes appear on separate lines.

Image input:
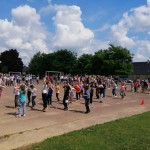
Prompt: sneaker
<box><xmin>85</xmin><ymin>111</ymin><xmax>90</xmax><ymax>114</ymax></box>
<box><xmin>23</xmin><ymin>114</ymin><xmax>26</xmax><ymax>117</ymax></box>
<box><xmin>16</xmin><ymin>114</ymin><xmax>21</xmax><ymax>117</ymax></box>
<box><xmin>90</xmin><ymin>104</ymin><xmax>94</xmax><ymax>108</ymax></box>
<box><xmin>49</xmin><ymin>104</ymin><xmax>53</xmax><ymax>108</ymax></box>
<box><xmin>43</xmin><ymin>107</ymin><xmax>47</xmax><ymax>112</ymax></box>
<box><xmin>63</xmin><ymin>108</ymin><xmax>68</xmax><ymax>111</ymax></box>
<box><xmin>100</xmin><ymin>101</ymin><xmax>103</xmax><ymax>103</ymax></box>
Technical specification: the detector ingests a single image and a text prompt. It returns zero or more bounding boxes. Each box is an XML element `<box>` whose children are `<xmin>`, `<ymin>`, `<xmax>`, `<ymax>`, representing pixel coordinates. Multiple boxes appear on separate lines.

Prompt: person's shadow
<box><xmin>5</xmin><ymin>106</ymin><xmax>15</xmax><ymax>109</ymax></box>
<box><xmin>69</xmin><ymin>109</ymin><xmax>85</xmax><ymax>114</ymax></box>
<box><xmin>7</xmin><ymin>112</ymin><xmax>17</xmax><ymax>116</ymax></box>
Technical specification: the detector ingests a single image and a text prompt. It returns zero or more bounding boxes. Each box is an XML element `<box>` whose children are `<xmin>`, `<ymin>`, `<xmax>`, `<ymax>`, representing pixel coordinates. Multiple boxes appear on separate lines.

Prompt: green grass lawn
<box><xmin>31</xmin><ymin>111</ymin><xmax>150</xmax><ymax>150</ymax></box>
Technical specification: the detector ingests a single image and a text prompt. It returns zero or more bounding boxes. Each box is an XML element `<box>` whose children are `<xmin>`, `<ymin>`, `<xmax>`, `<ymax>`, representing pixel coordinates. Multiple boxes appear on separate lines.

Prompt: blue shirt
<box><xmin>83</xmin><ymin>90</ymin><xmax>90</xmax><ymax>100</ymax></box>
<box><xmin>48</xmin><ymin>87</ymin><xmax>53</xmax><ymax>96</ymax></box>
<box><xmin>19</xmin><ymin>90</ymin><xmax>26</xmax><ymax>102</ymax></box>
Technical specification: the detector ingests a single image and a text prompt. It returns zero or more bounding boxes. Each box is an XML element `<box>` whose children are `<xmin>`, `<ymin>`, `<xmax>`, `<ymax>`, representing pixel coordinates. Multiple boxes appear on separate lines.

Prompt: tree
<box><xmin>52</xmin><ymin>49</ymin><xmax>77</xmax><ymax>74</ymax></box>
<box><xmin>76</xmin><ymin>54</ymin><xmax>93</xmax><ymax>74</ymax></box>
<box><xmin>28</xmin><ymin>50</ymin><xmax>77</xmax><ymax>76</ymax></box>
<box><xmin>0</xmin><ymin>49</ymin><xmax>23</xmax><ymax>73</ymax></box>
<box><xmin>91</xmin><ymin>50</ymin><xmax>106</xmax><ymax>75</ymax></box>
<box><xmin>91</xmin><ymin>45</ymin><xmax>133</xmax><ymax>75</ymax></box>
<box><xmin>28</xmin><ymin>45</ymin><xmax>133</xmax><ymax>76</ymax></box>
<box><xmin>28</xmin><ymin>52</ymin><xmax>46</xmax><ymax>76</ymax></box>
<box><xmin>106</xmin><ymin>44</ymin><xmax>133</xmax><ymax>75</ymax></box>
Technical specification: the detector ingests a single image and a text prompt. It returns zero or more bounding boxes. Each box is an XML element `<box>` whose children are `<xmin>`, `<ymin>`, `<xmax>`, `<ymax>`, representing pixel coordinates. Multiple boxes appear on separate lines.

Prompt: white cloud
<box><xmin>0</xmin><ymin>5</ymin><xmax>48</xmax><ymax>65</ymax></box>
<box><xmin>0</xmin><ymin>4</ymin><xmax>98</xmax><ymax>65</ymax></box>
<box><xmin>49</xmin><ymin>5</ymin><xmax>95</xmax><ymax>54</ymax></box>
<box><xmin>111</xmin><ymin>0</ymin><xmax>150</xmax><ymax>62</ymax></box>
<box><xmin>94</xmin><ymin>24</ymin><xmax>111</xmax><ymax>33</ymax></box>
<box><xmin>40</xmin><ymin>3</ymin><xmax>110</xmax><ymax>56</ymax></box>
<box><xmin>133</xmin><ymin>40</ymin><xmax>150</xmax><ymax>61</ymax></box>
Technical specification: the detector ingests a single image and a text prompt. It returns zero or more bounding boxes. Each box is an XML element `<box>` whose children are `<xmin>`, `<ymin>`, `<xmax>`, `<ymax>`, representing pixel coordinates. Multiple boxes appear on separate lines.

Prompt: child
<box><xmin>55</xmin><ymin>82</ymin><xmax>60</xmax><ymax>102</ymax></box>
<box><xmin>14</xmin><ymin>83</ymin><xmax>20</xmax><ymax>108</ymax></box>
<box><xmin>90</xmin><ymin>85</ymin><xmax>94</xmax><ymax>107</ymax></box>
<box><xmin>47</xmin><ymin>83</ymin><xmax>53</xmax><ymax>107</ymax></box>
<box><xmin>95</xmin><ymin>83</ymin><xmax>99</xmax><ymax>99</ymax></box>
<box><xmin>27</xmin><ymin>84</ymin><xmax>32</xmax><ymax>106</ymax></box>
<box><xmin>112</xmin><ymin>81</ymin><xmax>117</xmax><ymax>97</ymax></box>
<box><xmin>42</xmin><ymin>80</ymin><xmax>48</xmax><ymax>112</ymax></box>
<box><xmin>16</xmin><ymin>84</ymin><xmax>27</xmax><ymax>117</ymax></box>
<box><xmin>69</xmin><ymin>83</ymin><xmax>75</xmax><ymax>103</ymax></box>
<box><xmin>36</xmin><ymin>75</ymin><xmax>39</xmax><ymax>84</ymax></box>
<box><xmin>99</xmin><ymin>84</ymin><xmax>104</xmax><ymax>103</ymax></box>
<box><xmin>0</xmin><ymin>84</ymin><xmax>5</xmax><ymax>99</ymax></box>
<box><xmin>74</xmin><ymin>82</ymin><xmax>81</xmax><ymax>101</ymax></box>
<box><xmin>120</xmin><ymin>83</ymin><xmax>125</xmax><ymax>99</ymax></box>
<box><xmin>83</xmin><ymin>85</ymin><xmax>90</xmax><ymax>114</ymax></box>
<box><xmin>30</xmin><ymin>84</ymin><xmax>37</xmax><ymax>108</ymax></box>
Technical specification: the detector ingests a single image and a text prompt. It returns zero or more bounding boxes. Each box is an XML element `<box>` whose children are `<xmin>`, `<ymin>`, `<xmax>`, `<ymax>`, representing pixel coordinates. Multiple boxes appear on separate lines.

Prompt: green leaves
<box><xmin>28</xmin><ymin>50</ymin><xmax>77</xmax><ymax>75</ymax></box>
<box><xmin>0</xmin><ymin>49</ymin><xmax>23</xmax><ymax>73</ymax></box>
<box><xmin>92</xmin><ymin>45</ymin><xmax>133</xmax><ymax>75</ymax></box>
<box><xmin>28</xmin><ymin>45</ymin><xmax>133</xmax><ymax>76</ymax></box>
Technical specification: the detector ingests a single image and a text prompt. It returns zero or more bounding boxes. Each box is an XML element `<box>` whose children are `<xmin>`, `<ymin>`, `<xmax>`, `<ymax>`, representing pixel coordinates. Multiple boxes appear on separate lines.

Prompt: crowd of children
<box><xmin>0</xmin><ymin>73</ymin><xmax>150</xmax><ymax>117</ymax></box>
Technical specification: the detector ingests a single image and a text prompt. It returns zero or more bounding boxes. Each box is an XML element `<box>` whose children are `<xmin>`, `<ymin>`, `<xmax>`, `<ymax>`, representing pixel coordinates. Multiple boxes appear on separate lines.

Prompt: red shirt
<box><xmin>74</xmin><ymin>85</ymin><xmax>81</xmax><ymax>92</ymax></box>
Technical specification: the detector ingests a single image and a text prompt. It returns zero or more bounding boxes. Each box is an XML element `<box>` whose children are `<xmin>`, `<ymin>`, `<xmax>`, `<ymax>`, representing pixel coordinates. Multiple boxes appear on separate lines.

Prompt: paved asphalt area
<box><xmin>0</xmin><ymin>81</ymin><xmax>150</xmax><ymax>150</ymax></box>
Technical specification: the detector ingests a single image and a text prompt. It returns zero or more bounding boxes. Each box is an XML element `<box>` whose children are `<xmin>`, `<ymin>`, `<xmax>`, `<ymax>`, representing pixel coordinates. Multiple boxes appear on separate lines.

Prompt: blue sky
<box><xmin>0</xmin><ymin>0</ymin><xmax>149</xmax><ymax>64</ymax></box>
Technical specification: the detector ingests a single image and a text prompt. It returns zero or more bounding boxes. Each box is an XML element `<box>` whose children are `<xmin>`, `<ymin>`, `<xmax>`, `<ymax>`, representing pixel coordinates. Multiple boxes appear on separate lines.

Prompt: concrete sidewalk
<box><xmin>0</xmin><ymin>83</ymin><xmax>150</xmax><ymax>150</ymax></box>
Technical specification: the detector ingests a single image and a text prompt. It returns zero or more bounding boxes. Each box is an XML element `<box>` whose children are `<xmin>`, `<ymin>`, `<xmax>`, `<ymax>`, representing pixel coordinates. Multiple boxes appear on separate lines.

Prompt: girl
<box><xmin>30</xmin><ymin>84</ymin><xmax>37</xmax><ymax>108</ymax></box>
<box><xmin>99</xmin><ymin>84</ymin><xmax>104</xmax><ymax>103</ymax></box>
<box><xmin>89</xmin><ymin>85</ymin><xmax>94</xmax><ymax>107</ymax></box>
<box><xmin>74</xmin><ymin>82</ymin><xmax>81</xmax><ymax>101</ymax></box>
<box><xmin>16</xmin><ymin>84</ymin><xmax>27</xmax><ymax>117</ymax></box>
<box><xmin>47</xmin><ymin>83</ymin><xmax>53</xmax><ymax>107</ymax></box>
<box><xmin>83</xmin><ymin>85</ymin><xmax>90</xmax><ymax>114</ymax></box>
<box><xmin>27</xmin><ymin>84</ymin><xmax>32</xmax><ymax>106</ymax></box>
<box><xmin>79</xmin><ymin>82</ymin><xmax>84</xmax><ymax>97</ymax></box>
<box><xmin>0</xmin><ymin>74</ymin><xmax>5</xmax><ymax>99</ymax></box>
<box><xmin>112</xmin><ymin>81</ymin><xmax>117</xmax><ymax>98</ymax></box>
<box><xmin>55</xmin><ymin>82</ymin><xmax>60</xmax><ymax>102</ymax></box>
<box><xmin>0</xmin><ymin>84</ymin><xmax>5</xmax><ymax>99</ymax></box>
<box><xmin>69</xmin><ymin>83</ymin><xmax>75</xmax><ymax>103</ymax></box>
<box><xmin>14</xmin><ymin>83</ymin><xmax>20</xmax><ymax>108</ymax></box>
<box><xmin>42</xmin><ymin>80</ymin><xmax>48</xmax><ymax>112</ymax></box>
<box><xmin>120</xmin><ymin>83</ymin><xmax>125</xmax><ymax>99</ymax></box>
<box><xmin>95</xmin><ymin>83</ymin><xmax>99</xmax><ymax>99</ymax></box>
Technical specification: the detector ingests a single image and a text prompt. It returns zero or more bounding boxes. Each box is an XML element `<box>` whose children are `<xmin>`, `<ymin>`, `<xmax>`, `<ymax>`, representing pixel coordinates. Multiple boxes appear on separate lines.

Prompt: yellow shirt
<box><xmin>55</xmin><ymin>85</ymin><xmax>60</xmax><ymax>93</ymax></box>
